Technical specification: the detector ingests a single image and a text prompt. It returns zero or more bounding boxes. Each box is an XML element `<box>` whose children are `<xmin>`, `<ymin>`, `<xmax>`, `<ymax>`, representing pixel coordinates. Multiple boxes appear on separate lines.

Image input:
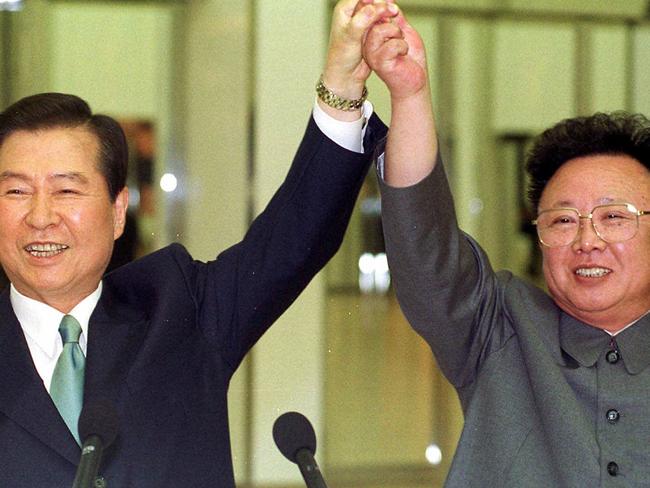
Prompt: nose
<box><xmin>24</xmin><ymin>194</ymin><xmax>60</xmax><ymax>229</ymax></box>
<box><xmin>571</xmin><ymin>216</ymin><xmax>606</xmax><ymax>253</ymax></box>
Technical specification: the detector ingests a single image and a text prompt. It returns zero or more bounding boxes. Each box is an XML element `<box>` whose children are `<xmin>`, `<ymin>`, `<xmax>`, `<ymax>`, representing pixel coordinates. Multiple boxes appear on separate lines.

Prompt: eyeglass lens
<box><xmin>536</xmin><ymin>204</ymin><xmax>639</xmax><ymax>247</ymax></box>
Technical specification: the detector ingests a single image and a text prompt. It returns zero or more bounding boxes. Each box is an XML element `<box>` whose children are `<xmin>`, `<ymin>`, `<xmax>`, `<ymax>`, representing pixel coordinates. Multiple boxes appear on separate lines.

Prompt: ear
<box><xmin>112</xmin><ymin>186</ymin><xmax>129</xmax><ymax>240</ymax></box>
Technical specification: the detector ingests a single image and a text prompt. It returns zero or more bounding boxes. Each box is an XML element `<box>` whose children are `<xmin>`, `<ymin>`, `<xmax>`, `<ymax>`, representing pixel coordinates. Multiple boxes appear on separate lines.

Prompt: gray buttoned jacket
<box><xmin>379</xmin><ymin>160</ymin><xmax>650</xmax><ymax>487</ymax></box>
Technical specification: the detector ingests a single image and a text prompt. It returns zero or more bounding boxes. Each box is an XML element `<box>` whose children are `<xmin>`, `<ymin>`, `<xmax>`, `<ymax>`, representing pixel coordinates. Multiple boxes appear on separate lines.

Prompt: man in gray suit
<box><xmin>361</xmin><ymin>8</ymin><xmax>650</xmax><ymax>487</ymax></box>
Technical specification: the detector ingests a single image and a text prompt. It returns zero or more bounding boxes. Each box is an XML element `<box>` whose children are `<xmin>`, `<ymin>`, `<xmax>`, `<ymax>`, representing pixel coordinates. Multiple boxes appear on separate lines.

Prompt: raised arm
<box><xmin>199</xmin><ymin>0</ymin><xmax>400</xmax><ymax>368</ymax></box>
<box><xmin>364</xmin><ymin>9</ymin><xmax>510</xmax><ymax>388</ymax></box>
<box><xmin>362</xmin><ymin>8</ymin><xmax>437</xmax><ymax>185</ymax></box>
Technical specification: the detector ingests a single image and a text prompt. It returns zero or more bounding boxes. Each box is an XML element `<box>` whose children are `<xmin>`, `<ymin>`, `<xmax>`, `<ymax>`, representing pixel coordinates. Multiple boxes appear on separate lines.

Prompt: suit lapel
<box><xmin>83</xmin><ymin>283</ymin><xmax>148</xmax><ymax>408</ymax></box>
<box><xmin>0</xmin><ymin>291</ymin><xmax>80</xmax><ymax>465</ymax></box>
<box><xmin>0</xmin><ymin>282</ymin><xmax>148</xmax><ymax>465</ymax></box>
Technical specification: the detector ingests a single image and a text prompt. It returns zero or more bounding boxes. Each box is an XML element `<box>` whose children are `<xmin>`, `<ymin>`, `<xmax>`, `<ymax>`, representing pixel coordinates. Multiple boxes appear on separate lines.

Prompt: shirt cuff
<box><xmin>377</xmin><ymin>152</ymin><xmax>386</xmax><ymax>180</ymax></box>
<box><xmin>312</xmin><ymin>98</ymin><xmax>374</xmax><ymax>153</ymax></box>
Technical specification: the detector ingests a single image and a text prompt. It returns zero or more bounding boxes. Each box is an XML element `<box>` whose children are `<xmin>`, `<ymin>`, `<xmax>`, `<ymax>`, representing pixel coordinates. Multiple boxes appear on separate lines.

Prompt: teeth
<box><xmin>575</xmin><ymin>267</ymin><xmax>610</xmax><ymax>278</ymax></box>
<box><xmin>25</xmin><ymin>243</ymin><xmax>68</xmax><ymax>257</ymax></box>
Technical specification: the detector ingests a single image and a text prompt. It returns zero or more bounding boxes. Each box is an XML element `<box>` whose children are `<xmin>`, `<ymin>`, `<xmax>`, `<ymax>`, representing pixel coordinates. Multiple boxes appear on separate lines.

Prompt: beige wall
<box><xmin>249</xmin><ymin>0</ymin><xmax>328</xmax><ymax>483</ymax></box>
<box><xmin>633</xmin><ymin>26</ymin><xmax>650</xmax><ymax>114</ymax></box>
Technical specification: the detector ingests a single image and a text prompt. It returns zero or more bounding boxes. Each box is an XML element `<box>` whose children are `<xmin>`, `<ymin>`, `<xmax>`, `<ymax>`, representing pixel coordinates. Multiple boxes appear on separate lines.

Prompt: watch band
<box><xmin>316</xmin><ymin>76</ymin><xmax>368</xmax><ymax>112</ymax></box>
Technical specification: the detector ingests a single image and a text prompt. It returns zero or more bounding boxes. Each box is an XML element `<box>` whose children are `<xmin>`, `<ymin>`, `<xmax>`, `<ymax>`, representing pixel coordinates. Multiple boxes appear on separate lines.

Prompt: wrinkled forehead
<box><xmin>0</xmin><ymin>125</ymin><xmax>101</xmax><ymax>169</ymax></box>
<box><xmin>540</xmin><ymin>154</ymin><xmax>650</xmax><ymax>209</ymax></box>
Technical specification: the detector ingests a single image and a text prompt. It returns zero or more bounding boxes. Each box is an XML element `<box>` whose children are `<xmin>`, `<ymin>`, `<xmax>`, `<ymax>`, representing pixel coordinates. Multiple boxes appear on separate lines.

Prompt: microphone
<box><xmin>273</xmin><ymin>411</ymin><xmax>328</xmax><ymax>488</ymax></box>
<box><xmin>72</xmin><ymin>402</ymin><xmax>119</xmax><ymax>488</ymax></box>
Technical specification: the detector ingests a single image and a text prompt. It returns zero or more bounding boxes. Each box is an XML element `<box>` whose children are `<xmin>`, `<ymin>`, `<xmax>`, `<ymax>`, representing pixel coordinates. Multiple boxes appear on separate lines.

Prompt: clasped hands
<box><xmin>321</xmin><ymin>0</ymin><xmax>429</xmax><ymax>119</ymax></box>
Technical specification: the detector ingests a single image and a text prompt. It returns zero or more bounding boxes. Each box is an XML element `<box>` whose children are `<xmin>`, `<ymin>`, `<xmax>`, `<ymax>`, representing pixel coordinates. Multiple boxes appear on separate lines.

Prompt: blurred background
<box><xmin>1</xmin><ymin>0</ymin><xmax>649</xmax><ymax>486</ymax></box>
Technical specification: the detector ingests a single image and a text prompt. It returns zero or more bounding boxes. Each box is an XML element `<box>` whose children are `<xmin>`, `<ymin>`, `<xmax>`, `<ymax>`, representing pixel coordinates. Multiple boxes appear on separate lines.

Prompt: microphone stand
<box><xmin>295</xmin><ymin>448</ymin><xmax>328</xmax><ymax>488</ymax></box>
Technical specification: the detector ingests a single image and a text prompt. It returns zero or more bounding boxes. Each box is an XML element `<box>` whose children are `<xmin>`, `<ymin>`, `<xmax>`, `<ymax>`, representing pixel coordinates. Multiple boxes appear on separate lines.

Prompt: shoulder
<box><xmin>500</xmin><ymin>273</ymin><xmax>556</xmax><ymax>316</ymax></box>
<box><xmin>106</xmin><ymin>243</ymin><xmax>193</xmax><ymax>279</ymax></box>
<box><xmin>499</xmin><ymin>272</ymin><xmax>563</xmax><ymax>356</ymax></box>
<box><xmin>102</xmin><ymin>243</ymin><xmax>202</xmax><ymax>307</ymax></box>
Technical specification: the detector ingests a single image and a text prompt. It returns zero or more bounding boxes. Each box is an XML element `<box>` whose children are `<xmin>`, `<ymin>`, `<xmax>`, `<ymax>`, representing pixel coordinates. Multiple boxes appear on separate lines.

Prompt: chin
<box><xmin>569</xmin><ymin>295</ymin><xmax>616</xmax><ymax>313</ymax></box>
<box><xmin>553</xmin><ymin>291</ymin><xmax>609</xmax><ymax>318</ymax></box>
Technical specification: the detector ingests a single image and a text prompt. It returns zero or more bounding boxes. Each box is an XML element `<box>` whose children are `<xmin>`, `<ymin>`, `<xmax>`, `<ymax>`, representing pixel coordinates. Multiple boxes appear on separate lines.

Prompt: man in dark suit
<box><xmin>0</xmin><ymin>1</ymin><xmax>396</xmax><ymax>485</ymax></box>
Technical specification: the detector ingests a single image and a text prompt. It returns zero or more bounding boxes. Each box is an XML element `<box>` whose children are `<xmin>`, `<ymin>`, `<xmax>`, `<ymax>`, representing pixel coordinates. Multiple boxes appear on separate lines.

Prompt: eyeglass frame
<box><xmin>531</xmin><ymin>203</ymin><xmax>650</xmax><ymax>247</ymax></box>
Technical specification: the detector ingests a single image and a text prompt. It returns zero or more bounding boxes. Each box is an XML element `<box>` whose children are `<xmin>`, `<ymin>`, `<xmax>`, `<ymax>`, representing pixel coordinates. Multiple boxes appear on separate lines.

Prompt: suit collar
<box><xmin>0</xmin><ymin>283</ymin><xmax>148</xmax><ymax>465</ymax></box>
<box><xmin>0</xmin><ymin>289</ymin><xmax>81</xmax><ymax>465</ymax></box>
<box><xmin>560</xmin><ymin>312</ymin><xmax>650</xmax><ymax>374</ymax></box>
<box><xmin>613</xmin><ymin>314</ymin><xmax>650</xmax><ymax>374</ymax></box>
<box><xmin>559</xmin><ymin>313</ymin><xmax>609</xmax><ymax>368</ymax></box>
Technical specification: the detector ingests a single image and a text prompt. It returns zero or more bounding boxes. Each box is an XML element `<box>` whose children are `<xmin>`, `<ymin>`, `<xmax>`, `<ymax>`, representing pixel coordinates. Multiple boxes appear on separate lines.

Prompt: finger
<box><xmin>391</xmin><ymin>10</ymin><xmax>426</xmax><ymax>61</ymax></box>
<box><xmin>371</xmin><ymin>20</ymin><xmax>404</xmax><ymax>41</ymax></box>
<box><xmin>391</xmin><ymin>6</ymin><xmax>409</xmax><ymax>30</ymax></box>
<box><xmin>365</xmin><ymin>38</ymin><xmax>409</xmax><ymax>68</ymax></box>
<box><xmin>333</xmin><ymin>0</ymin><xmax>374</xmax><ymax>23</ymax></box>
<box><xmin>363</xmin><ymin>38</ymin><xmax>410</xmax><ymax>77</ymax></box>
<box><xmin>352</xmin><ymin>0</ymin><xmax>396</xmax><ymax>14</ymax></box>
<box><xmin>352</xmin><ymin>0</ymin><xmax>374</xmax><ymax>16</ymax></box>
<box><xmin>364</xmin><ymin>21</ymin><xmax>404</xmax><ymax>54</ymax></box>
<box><xmin>348</xmin><ymin>2</ymin><xmax>399</xmax><ymax>38</ymax></box>
<box><xmin>376</xmin><ymin>38</ymin><xmax>409</xmax><ymax>60</ymax></box>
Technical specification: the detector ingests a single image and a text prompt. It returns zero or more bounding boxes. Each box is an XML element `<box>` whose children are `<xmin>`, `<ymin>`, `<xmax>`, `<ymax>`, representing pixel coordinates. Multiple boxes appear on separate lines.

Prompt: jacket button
<box><xmin>606</xmin><ymin>409</ymin><xmax>620</xmax><ymax>423</ymax></box>
<box><xmin>94</xmin><ymin>476</ymin><xmax>107</xmax><ymax>488</ymax></box>
<box><xmin>607</xmin><ymin>462</ymin><xmax>619</xmax><ymax>476</ymax></box>
<box><xmin>606</xmin><ymin>350</ymin><xmax>620</xmax><ymax>363</ymax></box>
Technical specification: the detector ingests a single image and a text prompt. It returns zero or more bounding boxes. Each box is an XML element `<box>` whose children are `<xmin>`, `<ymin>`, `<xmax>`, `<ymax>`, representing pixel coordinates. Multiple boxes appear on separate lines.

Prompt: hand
<box><xmin>321</xmin><ymin>0</ymin><xmax>399</xmax><ymax>119</ymax></box>
<box><xmin>362</xmin><ymin>8</ymin><xmax>428</xmax><ymax>101</ymax></box>
<box><xmin>363</xmin><ymin>8</ymin><xmax>436</xmax><ymax>187</ymax></box>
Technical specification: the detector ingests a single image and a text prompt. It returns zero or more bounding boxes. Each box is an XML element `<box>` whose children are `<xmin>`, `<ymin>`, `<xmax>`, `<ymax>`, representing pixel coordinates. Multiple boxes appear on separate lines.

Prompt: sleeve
<box><xmin>311</xmin><ymin>98</ymin><xmax>374</xmax><ymax>153</ymax></box>
<box><xmin>378</xmin><ymin>157</ymin><xmax>513</xmax><ymax>388</ymax></box>
<box><xmin>199</xmin><ymin>113</ymin><xmax>388</xmax><ymax>370</ymax></box>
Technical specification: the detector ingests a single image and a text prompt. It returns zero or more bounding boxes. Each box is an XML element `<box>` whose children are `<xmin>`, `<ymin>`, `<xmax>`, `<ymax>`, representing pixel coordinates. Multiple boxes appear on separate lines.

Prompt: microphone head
<box><xmin>78</xmin><ymin>401</ymin><xmax>120</xmax><ymax>448</ymax></box>
<box><xmin>273</xmin><ymin>411</ymin><xmax>317</xmax><ymax>463</ymax></box>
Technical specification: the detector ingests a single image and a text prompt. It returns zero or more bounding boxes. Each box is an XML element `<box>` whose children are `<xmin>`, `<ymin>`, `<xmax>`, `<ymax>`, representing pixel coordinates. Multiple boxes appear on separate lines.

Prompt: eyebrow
<box><xmin>0</xmin><ymin>171</ymin><xmax>90</xmax><ymax>184</ymax></box>
<box><xmin>50</xmin><ymin>172</ymin><xmax>90</xmax><ymax>184</ymax></box>
<box><xmin>552</xmin><ymin>197</ymin><xmax>618</xmax><ymax>208</ymax></box>
<box><xmin>0</xmin><ymin>171</ymin><xmax>26</xmax><ymax>181</ymax></box>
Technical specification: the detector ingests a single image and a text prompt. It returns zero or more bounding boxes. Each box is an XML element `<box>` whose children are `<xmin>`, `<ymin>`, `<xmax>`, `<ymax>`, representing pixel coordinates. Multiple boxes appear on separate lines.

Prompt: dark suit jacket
<box><xmin>0</xmin><ymin>115</ymin><xmax>386</xmax><ymax>487</ymax></box>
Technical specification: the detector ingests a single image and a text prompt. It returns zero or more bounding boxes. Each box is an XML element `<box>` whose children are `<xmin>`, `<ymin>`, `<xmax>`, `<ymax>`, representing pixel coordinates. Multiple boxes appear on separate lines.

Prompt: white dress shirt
<box><xmin>12</xmin><ymin>283</ymin><xmax>100</xmax><ymax>392</ymax></box>
<box><xmin>312</xmin><ymin>98</ymin><xmax>372</xmax><ymax>153</ymax></box>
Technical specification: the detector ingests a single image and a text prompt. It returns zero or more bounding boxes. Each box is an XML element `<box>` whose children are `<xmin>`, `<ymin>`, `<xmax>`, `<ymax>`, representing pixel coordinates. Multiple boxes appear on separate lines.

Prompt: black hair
<box><xmin>526</xmin><ymin>111</ymin><xmax>650</xmax><ymax>211</ymax></box>
<box><xmin>0</xmin><ymin>92</ymin><xmax>127</xmax><ymax>201</ymax></box>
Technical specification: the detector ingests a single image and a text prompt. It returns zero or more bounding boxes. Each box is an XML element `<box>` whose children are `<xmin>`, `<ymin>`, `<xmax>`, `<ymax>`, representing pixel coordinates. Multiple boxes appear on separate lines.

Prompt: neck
<box><xmin>570</xmin><ymin>307</ymin><xmax>650</xmax><ymax>333</ymax></box>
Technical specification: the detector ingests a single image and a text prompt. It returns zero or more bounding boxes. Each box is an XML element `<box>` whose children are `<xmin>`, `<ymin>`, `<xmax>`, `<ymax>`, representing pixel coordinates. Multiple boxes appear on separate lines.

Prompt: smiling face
<box><xmin>539</xmin><ymin>154</ymin><xmax>650</xmax><ymax>331</ymax></box>
<box><xmin>0</xmin><ymin>127</ymin><xmax>128</xmax><ymax>312</ymax></box>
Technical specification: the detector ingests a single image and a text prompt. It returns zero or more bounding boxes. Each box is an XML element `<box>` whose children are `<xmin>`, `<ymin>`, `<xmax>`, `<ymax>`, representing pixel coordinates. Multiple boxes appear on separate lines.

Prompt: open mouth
<box><xmin>24</xmin><ymin>243</ymin><xmax>69</xmax><ymax>258</ymax></box>
<box><xmin>574</xmin><ymin>267</ymin><xmax>611</xmax><ymax>278</ymax></box>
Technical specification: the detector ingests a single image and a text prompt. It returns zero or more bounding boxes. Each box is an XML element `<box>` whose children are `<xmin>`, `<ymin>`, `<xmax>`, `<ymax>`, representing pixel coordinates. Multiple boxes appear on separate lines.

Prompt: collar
<box><xmin>606</xmin><ymin>310</ymin><xmax>650</xmax><ymax>337</ymax></box>
<box><xmin>560</xmin><ymin>311</ymin><xmax>650</xmax><ymax>374</ymax></box>
<box><xmin>10</xmin><ymin>283</ymin><xmax>102</xmax><ymax>358</ymax></box>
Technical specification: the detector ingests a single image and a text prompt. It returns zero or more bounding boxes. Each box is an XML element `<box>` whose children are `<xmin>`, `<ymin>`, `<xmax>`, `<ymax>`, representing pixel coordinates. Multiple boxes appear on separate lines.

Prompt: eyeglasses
<box><xmin>532</xmin><ymin>203</ymin><xmax>650</xmax><ymax>247</ymax></box>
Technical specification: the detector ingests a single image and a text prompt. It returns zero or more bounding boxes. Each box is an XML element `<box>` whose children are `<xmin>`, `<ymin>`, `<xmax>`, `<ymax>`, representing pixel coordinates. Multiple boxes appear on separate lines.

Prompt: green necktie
<box><xmin>50</xmin><ymin>315</ymin><xmax>85</xmax><ymax>445</ymax></box>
